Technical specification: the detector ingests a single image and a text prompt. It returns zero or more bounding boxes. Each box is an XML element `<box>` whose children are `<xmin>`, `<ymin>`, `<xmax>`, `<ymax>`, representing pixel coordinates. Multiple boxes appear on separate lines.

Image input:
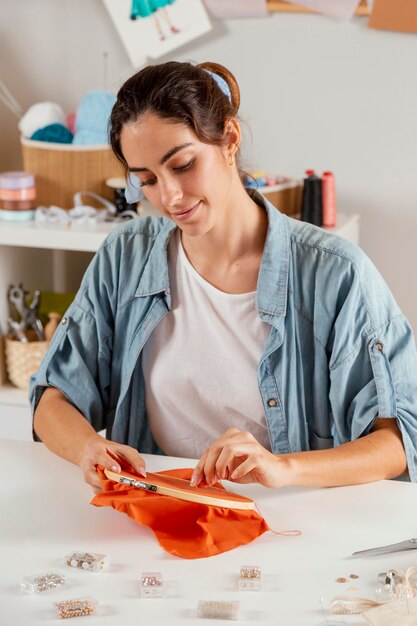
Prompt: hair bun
<box><xmin>198</xmin><ymin>62</ymin><xmax>240</xmax><ymax>112</ymax></box>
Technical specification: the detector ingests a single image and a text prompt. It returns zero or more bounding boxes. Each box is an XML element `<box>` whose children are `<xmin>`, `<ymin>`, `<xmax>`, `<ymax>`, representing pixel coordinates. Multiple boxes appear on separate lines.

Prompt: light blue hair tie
<box><xmin>125</xmin><ymin>172</ymin><xmax>144</xmax><ymax>203</ymax></box>
<box><xmin>203</xmin><ymin>69</ymin><xmax>232</xmax><ymax>103</ymax></box>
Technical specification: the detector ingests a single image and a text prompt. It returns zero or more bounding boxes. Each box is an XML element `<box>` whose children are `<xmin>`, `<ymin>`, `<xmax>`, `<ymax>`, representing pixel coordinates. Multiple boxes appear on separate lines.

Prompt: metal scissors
<box><xmin>352</xmin><ymin>537</ymin><xmax>417</xmax><ymax>557</ymax></box>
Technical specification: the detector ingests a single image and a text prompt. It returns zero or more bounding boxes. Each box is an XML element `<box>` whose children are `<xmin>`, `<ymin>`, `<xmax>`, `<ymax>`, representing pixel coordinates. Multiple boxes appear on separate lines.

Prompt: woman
<box><xmin>32</xmin><ymin>61</ymin><xmax>417</xmax><ymax>493</ymax></box>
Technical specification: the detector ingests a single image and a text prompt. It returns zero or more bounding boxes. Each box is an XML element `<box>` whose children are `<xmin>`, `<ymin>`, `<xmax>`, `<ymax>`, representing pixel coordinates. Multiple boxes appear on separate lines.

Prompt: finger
<box><xmin>191</xmin><ymin>430</ymin><xmax>251</xmax><ymax>487</ymax></box>
<box><xmin>201</xmin><ymin>442</ymin><xmax>227</xmax><ymax>486</ymax></box>
<box><xmin>106</xmin><ymin>445</ymin><xmax>146</xmax><ymax>477</ymax></box>
<box><xmin>230</xmin><ymin>456</ymin><xmax>258</xmax><ymax>481</ymax></box>
<box><xmin>201</xmin><ymin>431</ymin><xmax>249</xmax><ymax>485</ymax></box>
<box><xmin>84</xmin><ymin>466</ymin><xmax>103</xmax><ymax>491</ymax></box>
<box><xmin>91</xmin><ymin>448</ymin><xmax>123</xmax><ymax>474</ymax></box>
<box><xmin>214</xmin><ymin>446</ymin><xmax>245</xmax><ymax>481</ymax></box>
<box><xmin>191</xmin><ymin>450</ymin><xmax>209</xmax><ymax>486</ymax></box>
<box><xmin>212</xmin><ymin>432</ymin><xmax>257</xmax><ymax>480</ymax></box>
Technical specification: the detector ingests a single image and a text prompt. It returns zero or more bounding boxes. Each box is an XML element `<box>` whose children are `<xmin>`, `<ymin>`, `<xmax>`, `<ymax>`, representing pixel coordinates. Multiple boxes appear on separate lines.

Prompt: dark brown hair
<box><xmin>109</xmin><ymin>61</ymin><xmax>241</xmax><ymax>171</ymax></box>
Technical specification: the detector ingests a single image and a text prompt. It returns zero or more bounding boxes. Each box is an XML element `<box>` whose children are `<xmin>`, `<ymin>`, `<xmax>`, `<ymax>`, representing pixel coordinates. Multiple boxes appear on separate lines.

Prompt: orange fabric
<box><xmin>92</xmin><ymin>467</ymin><xmax>269</xmax><ymax>559</ymax></box>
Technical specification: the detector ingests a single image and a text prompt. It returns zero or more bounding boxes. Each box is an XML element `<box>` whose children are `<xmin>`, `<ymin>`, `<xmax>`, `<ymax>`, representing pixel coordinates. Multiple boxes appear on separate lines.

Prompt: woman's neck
<box><xmin>180</xmin><ymin>185</ymin><xmax>268</xmax><ymax>294</ymax></box>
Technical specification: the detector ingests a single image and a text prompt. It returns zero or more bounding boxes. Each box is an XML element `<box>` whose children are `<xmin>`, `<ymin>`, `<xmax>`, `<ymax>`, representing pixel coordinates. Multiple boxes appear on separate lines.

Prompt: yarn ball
<box><xmin>31</xmin><ymin>123</ymin><xmax>73</xmax><ymax>144</ymax></box>
<box><xmin>66</xmin><ymin>112</ymin><xmax>77</xmax><ymax>134</ymax></box>
<box><xmin>73</xmin><ymin>91</ymin><xmax>116</xmax><ymax>145</ymax></box>
<box><xmin>18</xmin><ymin>102</ymin><xmax>66</xmax><ymax>138</ymax></box>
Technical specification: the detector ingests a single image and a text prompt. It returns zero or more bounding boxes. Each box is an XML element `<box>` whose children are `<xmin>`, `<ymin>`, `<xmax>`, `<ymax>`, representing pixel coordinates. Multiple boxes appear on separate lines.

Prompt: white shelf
<box><xmin>0</xmin><ymin>211</ymin><xmax>359</xmax><ymax>253</ymax></box>
<box><xmin>0</xmin><ymin>220</ymin><xmax>115</xmax><ymax>252</ymax></box>
<box><xmin>0</xmin><ymin>383</ymin><xmax>30</xmax><ymax>407</ymax></box>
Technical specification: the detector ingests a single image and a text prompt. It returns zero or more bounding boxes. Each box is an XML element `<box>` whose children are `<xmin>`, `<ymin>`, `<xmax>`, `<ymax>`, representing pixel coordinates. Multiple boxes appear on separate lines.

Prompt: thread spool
<box><xmin>105</xmin><ymin>177</ymin><xmax>138</xmax><ymax>215</ymax></box>
<box><xmin>301</xmin><ymin>169</ymin><xmax>322</xmax><ymax>226</ymax></box>
<box><xmin>322</xmin><ymin>171</ymin><xmax>336</xmax><ymax>227</ymax></box>
<box><xmin>0</xmin><ymin>171</ymin><xmax>36</xmax><ymax>218</ymax></box>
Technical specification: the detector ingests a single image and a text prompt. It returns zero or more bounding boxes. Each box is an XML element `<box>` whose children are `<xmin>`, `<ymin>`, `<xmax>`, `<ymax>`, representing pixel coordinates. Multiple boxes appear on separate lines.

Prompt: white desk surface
<box><xmin>2</xmin><ymin>439</ymin><xmax>417</xmax><ymax>626</ymax></box>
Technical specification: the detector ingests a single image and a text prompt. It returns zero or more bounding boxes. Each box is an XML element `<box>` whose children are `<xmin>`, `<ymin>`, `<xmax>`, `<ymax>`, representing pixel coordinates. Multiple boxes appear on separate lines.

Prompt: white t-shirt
<box><xmin>141</xmin><ymin>230</ymin><xmax>271</xmax><ymax>459</ymax></box>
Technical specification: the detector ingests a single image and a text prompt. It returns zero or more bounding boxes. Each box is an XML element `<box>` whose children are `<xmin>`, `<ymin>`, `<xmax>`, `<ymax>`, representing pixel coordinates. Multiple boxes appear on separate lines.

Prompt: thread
<box><xmin>322</xmin><ymin>171</ymin><xmax>336</xmax><ymax>227</ymax></box>
<box><xmin>329</xmin><ymin>595</ymin><xmax>382</xmax><ymax>615</ymax></box>
<box><xmin>254</xmin><ymin>503</ymin><xmax>301</xmax><ymax>536</ymax></box>
<box><xmin>301</xmin><ymin>169</ymin><xmax>322</xmax><ymax>226</ymax></box>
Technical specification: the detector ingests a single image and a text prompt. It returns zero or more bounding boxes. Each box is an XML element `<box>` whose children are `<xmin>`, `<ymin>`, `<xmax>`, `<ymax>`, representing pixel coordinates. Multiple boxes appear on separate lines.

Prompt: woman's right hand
<box><xmin>79</xmin><ymin>435</ymin><xmax>147</xmax><ymax>494</ymax></box>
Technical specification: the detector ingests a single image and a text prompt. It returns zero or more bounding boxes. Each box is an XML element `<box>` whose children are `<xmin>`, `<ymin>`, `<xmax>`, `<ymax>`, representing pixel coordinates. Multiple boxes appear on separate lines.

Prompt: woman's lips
<box><xmin>171</xmin><ymin>201</ymin><xmax>200</xmax><ymax>221</ymax></box>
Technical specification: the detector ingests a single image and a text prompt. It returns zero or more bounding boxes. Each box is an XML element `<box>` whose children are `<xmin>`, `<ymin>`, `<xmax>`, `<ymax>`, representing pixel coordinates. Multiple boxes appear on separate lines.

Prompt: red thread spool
<box><xmin>322</xmin><ymin>171</ymin><xmax>336</xmax><ymax>228</ymax></box>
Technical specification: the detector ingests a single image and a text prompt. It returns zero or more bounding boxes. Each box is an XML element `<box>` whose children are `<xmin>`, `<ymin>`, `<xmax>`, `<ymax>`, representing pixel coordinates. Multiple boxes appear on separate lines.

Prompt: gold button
<box><xmin>267</xmin><ymin>398</ymin><xmax>278</xmax><ymax>407</ymax></box>
<box><xmin>375</xmin><ymin>342</ymin><xmax>383</xmax><ymax>351</ymax></box>
<box><xmin>62</xmin><ymin>317</ymin><xmax>67</xmax><ymax>325</ymax></box>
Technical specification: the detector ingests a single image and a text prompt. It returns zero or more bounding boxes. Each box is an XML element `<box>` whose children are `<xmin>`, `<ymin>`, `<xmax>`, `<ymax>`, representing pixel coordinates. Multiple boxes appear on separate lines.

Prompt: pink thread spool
<box><xmin>322</xmin><ymin>171</ymin><xmax>336</xmax><ymax>228</ymax></box>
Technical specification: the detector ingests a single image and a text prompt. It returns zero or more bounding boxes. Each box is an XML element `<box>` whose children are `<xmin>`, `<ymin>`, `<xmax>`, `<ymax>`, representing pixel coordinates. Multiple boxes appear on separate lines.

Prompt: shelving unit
<box><xmin>0</xmin><ymin>209</ymin><xmax>359</xmax><ymax>440</ymax></box>
<box><xmin>0</xmin><ymin>220</ymin><xmax>114</xmax><ymax>252</ymax></box>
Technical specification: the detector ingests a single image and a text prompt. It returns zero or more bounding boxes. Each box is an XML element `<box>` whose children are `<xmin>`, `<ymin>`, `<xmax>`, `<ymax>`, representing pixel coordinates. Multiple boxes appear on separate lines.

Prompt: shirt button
<box><xmin>375</xmin><ymin>342</ymin><xmax>383</xmax><ymax>351</ymax></box>
<box><xmin>62</xmin><ymin>317</ymin><xmax>67</xmax><ymax>325</ymax></box>
<box><xmin>267</xmin><ymin>398</ymin><xmax>278</xmax><ymax>407</ymax></box>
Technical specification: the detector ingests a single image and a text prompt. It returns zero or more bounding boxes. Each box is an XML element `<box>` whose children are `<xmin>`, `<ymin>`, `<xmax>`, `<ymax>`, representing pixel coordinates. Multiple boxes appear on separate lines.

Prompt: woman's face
<box><xmin>120</xmin><ymin>112</ymin><xmax>236</xmax><ymax>237</ymax></box>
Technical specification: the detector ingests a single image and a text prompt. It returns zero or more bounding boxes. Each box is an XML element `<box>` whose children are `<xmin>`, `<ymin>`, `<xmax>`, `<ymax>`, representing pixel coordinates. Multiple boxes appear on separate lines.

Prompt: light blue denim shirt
<box><xmin>30</xmin><ymin>193</ymin><xmax>417</xmax><ymax>480</ymax></box>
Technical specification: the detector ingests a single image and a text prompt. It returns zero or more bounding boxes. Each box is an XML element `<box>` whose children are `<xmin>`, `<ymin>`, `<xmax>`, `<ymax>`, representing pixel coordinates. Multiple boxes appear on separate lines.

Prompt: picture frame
<box><xmin>102</xmin><ymin>0</ymin><xmax>212</xmax><ymax>68</ymax></box>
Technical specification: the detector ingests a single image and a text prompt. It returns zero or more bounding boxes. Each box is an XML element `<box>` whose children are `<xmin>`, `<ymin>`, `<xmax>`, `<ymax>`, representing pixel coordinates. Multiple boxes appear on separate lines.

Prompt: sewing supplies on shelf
<box><xmin>34</xmin><ymin>190</ymin><xmax>138</xmax><ymax>226</ymax></box>
<box><xmin>4</xmin><ymin>283</ymin><xmax>57</xmax><ymax>389</ymax></box>
<box><xmin>105</xmin><ymin>176</ymin><xmax>141</xmax><ymax>215</ymax></box>
<box><xmin>301</xmin><ymin>169</ymin><xmax>337</xmax><ymax>227</ymax></box>
<box><xmin>19</xmin><ymin>102</ymin><xmax>66</xmax><ymax>139</ymax></box>
<box><xmin>0</xmin><ymin>171</ymin><xmax>36</xmax><ymax>222</ymax></box>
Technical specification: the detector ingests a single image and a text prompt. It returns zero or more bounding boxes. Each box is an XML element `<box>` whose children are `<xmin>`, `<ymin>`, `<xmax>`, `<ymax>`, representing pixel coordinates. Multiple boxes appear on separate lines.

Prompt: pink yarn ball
<box><xmin>66</xmin><ymin>112</ymin><xmax>76</xmax><ymax>134</ymax></box>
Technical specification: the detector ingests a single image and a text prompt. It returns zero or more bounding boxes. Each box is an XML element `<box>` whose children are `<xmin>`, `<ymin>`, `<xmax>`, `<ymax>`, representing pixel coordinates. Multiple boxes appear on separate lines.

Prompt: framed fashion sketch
<box><xmin>103</xmin><ymin>0</ymin><xmax>212</xmax><ymax>67</ymax></box>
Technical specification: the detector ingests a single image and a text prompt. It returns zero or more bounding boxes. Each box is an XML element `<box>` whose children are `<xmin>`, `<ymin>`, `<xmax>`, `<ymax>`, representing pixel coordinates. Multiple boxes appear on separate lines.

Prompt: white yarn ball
<box><xmin>18</xmin><ymin>101</ymin><xmax>66</xmax><ymax>138</ymax></box>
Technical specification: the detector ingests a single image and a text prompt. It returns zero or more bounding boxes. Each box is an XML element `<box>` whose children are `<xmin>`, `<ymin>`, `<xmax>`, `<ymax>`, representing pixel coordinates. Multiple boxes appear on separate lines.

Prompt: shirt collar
<box><xmin>135</xmin><ymin>218</ymin><xmax>176</xmax><ymax>302</ymax></box>
<box><xmin>252</xmin><ymin>190</ymin><xmax>290</xmax><ymax>320</ymax></box>
<box><xmin>135</xmin><ymin>190</ymin><xmax>290</xmax><ymax>321</ymax></box>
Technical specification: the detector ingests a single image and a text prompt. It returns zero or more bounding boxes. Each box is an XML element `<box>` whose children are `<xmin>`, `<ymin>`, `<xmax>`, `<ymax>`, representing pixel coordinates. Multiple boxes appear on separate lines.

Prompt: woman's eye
<box><xmin>140</xmin><ymin>177</ymin><xmax>157</xmax><ymax>187</ymax></box>
<box><xmin>174</xmin><ymin>159</ymin><xmax>195</xmax><ymax>172</ymax></box>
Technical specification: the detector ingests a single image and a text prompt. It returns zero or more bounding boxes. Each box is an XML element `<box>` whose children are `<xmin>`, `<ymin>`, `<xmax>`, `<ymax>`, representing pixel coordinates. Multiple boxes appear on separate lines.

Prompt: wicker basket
<box><xmin>5</xmin><ymin>335</ymin><xmax>49</xmax><ymax>389</ymax></box>
<box><xmin>21</xmin><ymin>137</ymin><xmax>123</xmax><ymax>209</ymax></box>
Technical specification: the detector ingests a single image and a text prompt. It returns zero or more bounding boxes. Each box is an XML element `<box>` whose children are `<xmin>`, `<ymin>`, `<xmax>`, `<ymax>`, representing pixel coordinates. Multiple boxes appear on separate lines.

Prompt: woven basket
<box><xmin>21</xmin><ymin>137</ymin><xmax>123</xmax><ymax>209</ymax></box>
<box><xmin>5</xmin><ymin>335</ymin><xmax>49</xmax><ymax>389</ymax></box>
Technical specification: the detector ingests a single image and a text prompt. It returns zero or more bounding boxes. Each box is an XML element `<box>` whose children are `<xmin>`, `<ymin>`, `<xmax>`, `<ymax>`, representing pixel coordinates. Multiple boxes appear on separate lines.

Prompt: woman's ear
<box><xmin>224</xmin><ymin>117</ymin><xmax>241</xmax><ymax>163</ymax></box>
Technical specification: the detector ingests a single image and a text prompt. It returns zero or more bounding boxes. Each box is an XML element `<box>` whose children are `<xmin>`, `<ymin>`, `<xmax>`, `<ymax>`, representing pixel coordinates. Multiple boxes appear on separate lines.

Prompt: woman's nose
<box><xmin>159</xmin><ymin>177</ymin><xmax>183</xmax><ymax>208</ymax></box>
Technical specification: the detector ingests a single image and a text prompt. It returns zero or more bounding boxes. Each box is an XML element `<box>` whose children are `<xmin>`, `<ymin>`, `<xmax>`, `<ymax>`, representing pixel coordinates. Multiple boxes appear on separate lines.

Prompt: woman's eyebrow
<box><xmin>128</xmin><ymin>142</ymin><xmax>194</xmax><ymax>172</ymax></box>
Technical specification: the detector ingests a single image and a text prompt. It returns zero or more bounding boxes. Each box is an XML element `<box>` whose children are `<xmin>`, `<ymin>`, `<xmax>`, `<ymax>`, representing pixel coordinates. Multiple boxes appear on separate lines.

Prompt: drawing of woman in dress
<box><xmin>130</xmin><ymin>0</ymin><xmax>180</xmax><ymax>41</ymax></box>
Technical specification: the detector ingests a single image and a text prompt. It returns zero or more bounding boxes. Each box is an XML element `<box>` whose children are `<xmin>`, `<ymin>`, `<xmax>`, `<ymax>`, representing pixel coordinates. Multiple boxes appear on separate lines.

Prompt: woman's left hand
<box><xmin>191</xmin><ymin>428</ymin><xmax>289</xmax><ymax>489</ymax></box>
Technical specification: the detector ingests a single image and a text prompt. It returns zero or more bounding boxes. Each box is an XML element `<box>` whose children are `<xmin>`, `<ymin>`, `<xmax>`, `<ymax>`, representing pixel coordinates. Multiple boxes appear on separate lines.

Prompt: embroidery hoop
<box><xmin>104</xmin><ymin>468</ymin><xmax>256</xmax><ymax>510</ymax></box>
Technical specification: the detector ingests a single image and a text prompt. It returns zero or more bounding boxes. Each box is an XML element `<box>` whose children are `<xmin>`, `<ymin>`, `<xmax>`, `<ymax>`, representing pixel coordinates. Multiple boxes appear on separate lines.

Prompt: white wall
<box><xmin>1</xmin><ymin>0</ymin><xmax>416</xmax><ymax>330</ymax></box>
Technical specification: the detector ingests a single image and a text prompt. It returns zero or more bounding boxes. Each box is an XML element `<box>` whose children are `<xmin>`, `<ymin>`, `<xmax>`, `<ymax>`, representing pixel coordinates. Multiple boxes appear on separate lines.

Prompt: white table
<box><xmin>2</xmin><ymin>440</ymin><xmax>417</xmax><ymax>625</ymax></box>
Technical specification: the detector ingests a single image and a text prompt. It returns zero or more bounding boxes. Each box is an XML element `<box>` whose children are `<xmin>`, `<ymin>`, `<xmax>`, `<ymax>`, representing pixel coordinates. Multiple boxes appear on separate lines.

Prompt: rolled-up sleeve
<box><xmin>330</xmin><ymin>314</ymin><xmax>417</xmax><ymax>482</ymax></box>
<box><xmin>29</xmin><ymin>299</ymin><xmax>112</xmax><ymax>435</ymax></box>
